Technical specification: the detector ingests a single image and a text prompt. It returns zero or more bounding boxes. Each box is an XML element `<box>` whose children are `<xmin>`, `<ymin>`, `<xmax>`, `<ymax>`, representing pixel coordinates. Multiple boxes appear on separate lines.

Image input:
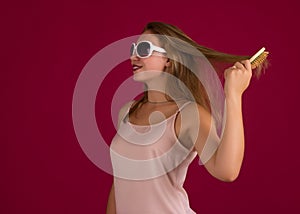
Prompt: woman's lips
<box><xmin>133</xmin><ymin>65</ymin><xmax>142</xmax><ymax>72</ymax></box>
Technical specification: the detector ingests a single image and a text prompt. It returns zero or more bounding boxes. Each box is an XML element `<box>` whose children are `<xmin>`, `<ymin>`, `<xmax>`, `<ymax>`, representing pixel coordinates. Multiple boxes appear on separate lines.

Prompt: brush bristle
<box><xmin>251</xmin><ymin>51</ymin><xmax>269</xmax><ymax>69</ymax></box>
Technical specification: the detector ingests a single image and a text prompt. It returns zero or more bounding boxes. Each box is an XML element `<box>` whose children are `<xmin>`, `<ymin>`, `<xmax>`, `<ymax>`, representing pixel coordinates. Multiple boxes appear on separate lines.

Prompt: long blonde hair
<box><xmin>129</xmin><ymin>21</ymin><xmax>267</xmax><ymax>115</ymax></box>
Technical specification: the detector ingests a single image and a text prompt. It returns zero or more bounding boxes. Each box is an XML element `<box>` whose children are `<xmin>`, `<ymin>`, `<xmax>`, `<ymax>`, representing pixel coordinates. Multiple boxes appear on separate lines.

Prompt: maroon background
<box><xmin>2</xmin><ymin>0</ymin><xmax>300</xmax><ymax>213</ymax></box>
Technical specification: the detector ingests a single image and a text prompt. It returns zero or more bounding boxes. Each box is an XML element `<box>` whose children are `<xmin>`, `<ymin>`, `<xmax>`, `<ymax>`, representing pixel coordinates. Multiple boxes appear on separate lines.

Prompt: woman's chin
<box><xmin>133</xmin><ymin>70</ymin><xmax>163</xmax><ymax>82</ymax></box>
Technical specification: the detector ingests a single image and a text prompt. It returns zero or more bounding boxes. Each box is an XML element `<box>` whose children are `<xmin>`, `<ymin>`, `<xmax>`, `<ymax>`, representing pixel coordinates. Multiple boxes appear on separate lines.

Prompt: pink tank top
<box><xmin>110</xmin><ymin>102</ymin><xmax>197</xmax><ymax>214</ymax></box>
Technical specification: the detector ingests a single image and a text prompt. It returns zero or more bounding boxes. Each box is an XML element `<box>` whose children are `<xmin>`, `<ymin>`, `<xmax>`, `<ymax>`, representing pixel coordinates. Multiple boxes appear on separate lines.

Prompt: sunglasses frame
<box><xmin>130</xmin><ymin>40</ymin><xmax>167</xmax><ymax>58</ymax></box>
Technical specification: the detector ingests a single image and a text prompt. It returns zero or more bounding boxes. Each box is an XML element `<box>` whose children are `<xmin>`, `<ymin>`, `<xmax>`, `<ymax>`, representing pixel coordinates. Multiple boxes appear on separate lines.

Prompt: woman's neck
<box><xmin>144</xmin><ymin>76</ymin><xmax>170</xmax><ymax>102</ymax></box>
<box><xmin>147</xmin><ymin>90</ymin><xmax>169</xmax><ymax>103</ymax></box>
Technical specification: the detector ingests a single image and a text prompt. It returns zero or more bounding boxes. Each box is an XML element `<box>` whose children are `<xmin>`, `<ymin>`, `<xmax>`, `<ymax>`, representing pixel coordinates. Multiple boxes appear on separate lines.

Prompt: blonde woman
<box><xmin>107</xmin><ymin>22</ymin><xmax>267</xmax><ymax>214</ymax></box>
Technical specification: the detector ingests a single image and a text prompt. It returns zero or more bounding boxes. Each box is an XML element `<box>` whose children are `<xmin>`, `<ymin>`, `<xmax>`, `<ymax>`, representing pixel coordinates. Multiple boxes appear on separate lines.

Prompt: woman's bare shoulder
<box><xmin>117</xmin><ymin>100</ymin><xmax>138</xmax><ymax>127</ymax></box>
<box><xmin>179</xmin><ymin>102</ymin><xmax>212</xmax><ymax>129</ymax></box>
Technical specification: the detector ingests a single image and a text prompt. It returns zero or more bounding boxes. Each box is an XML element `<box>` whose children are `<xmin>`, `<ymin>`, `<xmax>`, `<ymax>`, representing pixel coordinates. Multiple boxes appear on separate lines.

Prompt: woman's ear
<box><xmin>165</xmin><ymin>58</ymin><xmax>171</xmax><ymax>67</ymax></box>
<box><xmin>164</xmin><ymin>59</ymin><xmax>173</xmax><ymax>74</ymax></box>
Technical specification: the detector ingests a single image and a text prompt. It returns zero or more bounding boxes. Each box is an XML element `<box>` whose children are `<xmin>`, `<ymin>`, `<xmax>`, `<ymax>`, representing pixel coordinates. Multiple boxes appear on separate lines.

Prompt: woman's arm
<box><xmin>194</xmin><ymin>60</ymin><xmax>252</xmax><ymax>182</ymax></box>
<box><xmin>106</xmin><ymin>184</ymin><xmax>116</xmax><ymax>214</ymax></box>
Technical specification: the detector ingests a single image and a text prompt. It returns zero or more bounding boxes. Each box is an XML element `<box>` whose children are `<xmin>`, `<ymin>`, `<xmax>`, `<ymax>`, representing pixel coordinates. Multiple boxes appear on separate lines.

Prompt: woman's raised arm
<box><xmin>194</xmin><ymin>60</ymin><xmax>252</xmax><ymax>182</ymax></box>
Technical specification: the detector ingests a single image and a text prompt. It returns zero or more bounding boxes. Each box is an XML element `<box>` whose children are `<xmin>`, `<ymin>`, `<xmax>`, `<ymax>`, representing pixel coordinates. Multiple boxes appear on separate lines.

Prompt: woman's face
<box><xmin>130</xmin><ymin>31</ymin><xmax>169</xmax><ymax>83</ymax></box>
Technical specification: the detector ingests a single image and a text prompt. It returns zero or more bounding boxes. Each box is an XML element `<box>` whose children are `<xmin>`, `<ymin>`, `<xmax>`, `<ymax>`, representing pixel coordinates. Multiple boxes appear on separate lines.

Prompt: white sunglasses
<box><xmin>130</xmin><ymin>41</ymin><xmax>167</xmax><ymax>58</ymax></box>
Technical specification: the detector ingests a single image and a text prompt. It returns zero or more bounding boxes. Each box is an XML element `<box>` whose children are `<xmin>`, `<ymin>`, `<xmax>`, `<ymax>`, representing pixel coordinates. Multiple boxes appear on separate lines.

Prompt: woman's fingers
<box><xmin>241</xmin><ymin>60</ymin><xmax>252</xmax><ymax>72</ymax></box>
<box><xmin>233</xmin><ymin>62</ymin><xmax>244</xmax><ymax>70</ymax></box>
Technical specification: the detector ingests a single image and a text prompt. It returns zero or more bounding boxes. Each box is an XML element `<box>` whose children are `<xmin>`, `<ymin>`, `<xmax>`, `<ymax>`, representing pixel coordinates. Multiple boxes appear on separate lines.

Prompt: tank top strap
<box><xmin>169</xmin><ymin>101</ymin><xmax>192</xmax><ymax>124</ymax></box>
<box><xmin>176</xmin><ymin>101</ymin><xmax>192</xmax><ymax>113</ymax></box>
<box><xmin>121</xmin><ymin>101</ymin><xmax>136</xmax><ymax>123</ymax></box>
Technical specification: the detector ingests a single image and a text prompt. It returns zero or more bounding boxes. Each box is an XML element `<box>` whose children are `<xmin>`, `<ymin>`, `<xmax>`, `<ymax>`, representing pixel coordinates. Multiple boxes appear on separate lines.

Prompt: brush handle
<box><xmin>249</xmin><ymin>47</ymin><xmax>265</xmax><ymax>63</ymax></box>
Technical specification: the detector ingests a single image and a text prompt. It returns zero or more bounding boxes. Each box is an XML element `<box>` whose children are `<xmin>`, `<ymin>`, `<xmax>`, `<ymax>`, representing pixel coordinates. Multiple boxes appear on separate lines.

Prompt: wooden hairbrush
<box><xmin>249</xmin><ymin>47</ymin><xmax>269</xmax><ymax>69</ymax></box>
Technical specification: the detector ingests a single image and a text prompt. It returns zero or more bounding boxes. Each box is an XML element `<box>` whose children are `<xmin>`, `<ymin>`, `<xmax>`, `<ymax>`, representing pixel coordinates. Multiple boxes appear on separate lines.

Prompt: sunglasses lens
<box><xmin>130</xmin><ymin>44</ymin><xmax>135</xmax><ymax>56</ymax></box>
<box><xmin>137</xmin><ymin>42</ymin><xmax>151</xmax><ymax>57</ymax></box>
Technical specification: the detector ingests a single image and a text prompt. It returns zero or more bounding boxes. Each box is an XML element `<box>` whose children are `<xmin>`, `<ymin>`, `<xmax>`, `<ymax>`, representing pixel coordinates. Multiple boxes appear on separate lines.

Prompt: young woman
<box><xmin>107</xmin><ymin>21</ymin><xmax>267</xmax><ymax>213</ymax></box>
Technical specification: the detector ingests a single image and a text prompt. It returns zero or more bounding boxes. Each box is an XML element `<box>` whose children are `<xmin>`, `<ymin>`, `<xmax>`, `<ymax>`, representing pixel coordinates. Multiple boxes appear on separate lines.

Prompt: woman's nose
<box><xmin>130</xmin><ymin>54</ymin><xmax>139</xmax><ymax>61</ymax></box>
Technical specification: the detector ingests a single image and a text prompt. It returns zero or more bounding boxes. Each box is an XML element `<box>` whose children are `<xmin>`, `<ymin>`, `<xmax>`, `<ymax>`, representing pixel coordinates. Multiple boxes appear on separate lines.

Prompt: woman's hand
<box><xmin>224</xmin><ymin>60</ymin><xmax>252</xmax><ymax>99</ymax></box>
